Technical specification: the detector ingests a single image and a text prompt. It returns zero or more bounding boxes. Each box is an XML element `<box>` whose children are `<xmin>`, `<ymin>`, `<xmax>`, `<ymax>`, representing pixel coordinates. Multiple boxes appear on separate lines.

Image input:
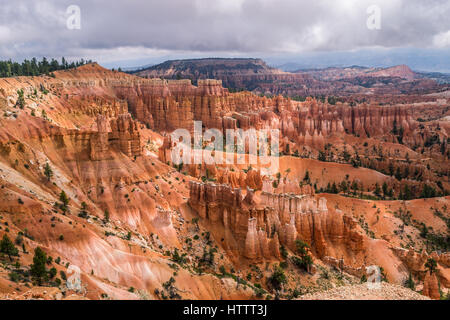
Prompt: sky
<box><xmin>1</xmin><ymin>0</ymin><xmax>450</xmax><ymax>72</ymax></box>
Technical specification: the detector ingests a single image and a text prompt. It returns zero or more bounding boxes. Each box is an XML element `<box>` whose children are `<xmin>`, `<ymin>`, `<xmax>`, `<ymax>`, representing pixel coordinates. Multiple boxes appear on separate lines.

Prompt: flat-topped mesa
<box><xmin>90</xmin><ymin>114</ymin><xmax>142</xmax><ymax>160</ymax></box>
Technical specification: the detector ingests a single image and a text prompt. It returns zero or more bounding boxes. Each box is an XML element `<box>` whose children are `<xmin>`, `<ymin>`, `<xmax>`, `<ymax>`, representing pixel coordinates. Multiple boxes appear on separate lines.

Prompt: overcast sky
<box><xmin>1</xmin><ymin>0</ymin><xmax>450</xmax><ymax>71</ymax></box>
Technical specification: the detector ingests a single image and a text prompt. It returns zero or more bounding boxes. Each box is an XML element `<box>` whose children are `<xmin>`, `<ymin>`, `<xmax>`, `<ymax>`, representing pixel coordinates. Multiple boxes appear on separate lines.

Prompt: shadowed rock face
<box><xmin>423</xmin><ymin>272</ymin><xmax>440</xmax><ymax>300</ymax></box>
<box><xmin>188</xmin><ymin>181</ymin><xmax>365</xmax><ymax>265</ymax></box>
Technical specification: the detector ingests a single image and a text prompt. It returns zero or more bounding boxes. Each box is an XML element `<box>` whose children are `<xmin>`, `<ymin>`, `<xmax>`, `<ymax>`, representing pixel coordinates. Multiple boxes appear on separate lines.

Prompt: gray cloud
<box><xmin>0</xmin><ymin>0</ymin><xmax>449</xmax><ymax>66</ymax></box>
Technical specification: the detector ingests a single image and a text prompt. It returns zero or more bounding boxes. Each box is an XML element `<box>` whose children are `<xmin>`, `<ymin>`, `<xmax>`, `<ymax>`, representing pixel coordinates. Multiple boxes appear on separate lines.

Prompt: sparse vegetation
<box><xmin>30</xmin><ymin>247</ymin><xmax>48</xmax><ymax>285</ymax></box>
<box><xmin>0</xmin><ymin>234</ymin><xmax>19</xmax><ymax>261</ymax></box>
<box><xmin>268</xmin><ymin>265</ymin><xmax>287</xmax><ymax>291</ymax></box>
<box><xmin>44</xmin><ymin>162</ymin><xmax>53</xmax><ymax>181</ymax></box>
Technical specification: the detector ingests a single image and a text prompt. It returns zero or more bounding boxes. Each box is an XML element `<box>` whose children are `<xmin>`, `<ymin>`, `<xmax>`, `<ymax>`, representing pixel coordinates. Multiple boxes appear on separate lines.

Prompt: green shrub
<box><xmin>268</xmin><ymin>265</ymin><xmax>287</xmax><ymax>291</ymax></box>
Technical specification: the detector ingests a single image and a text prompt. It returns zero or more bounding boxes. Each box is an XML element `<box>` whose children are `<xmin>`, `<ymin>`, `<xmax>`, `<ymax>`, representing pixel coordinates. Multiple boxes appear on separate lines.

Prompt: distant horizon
<box><xmin>3</xmin><ymin>55</ymin><xmax>450</xmax><ymax>76</ymax></box>
<box><xmin>109</xmin><ymin>52</ymin><xmax>450</xmax><ymax>75</ymax></box>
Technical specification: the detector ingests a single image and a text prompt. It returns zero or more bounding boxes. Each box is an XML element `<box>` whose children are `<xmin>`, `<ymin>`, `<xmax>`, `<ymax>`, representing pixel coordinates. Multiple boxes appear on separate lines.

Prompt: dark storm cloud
<box><xmin>0</xmin><ymin>0</ymin><xmax>449</xmax><ymax>63</ymax></box>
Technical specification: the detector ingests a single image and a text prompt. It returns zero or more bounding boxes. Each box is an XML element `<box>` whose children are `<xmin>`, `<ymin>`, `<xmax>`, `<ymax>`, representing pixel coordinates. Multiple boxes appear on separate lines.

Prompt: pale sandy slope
<box><xmin>298</xmin><ymin>283</ymin><xmax>430</xmax><ymax>300</ymax></box>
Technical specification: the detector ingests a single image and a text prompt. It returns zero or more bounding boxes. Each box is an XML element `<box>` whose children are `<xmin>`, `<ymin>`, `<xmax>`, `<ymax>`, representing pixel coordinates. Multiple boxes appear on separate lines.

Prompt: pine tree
<box><xmin>104</xmin><ymin>209</ymin><xmax>110</xmax><ymax>223</ymax></box>
<box><xmin>303</xmin><ymin>170</ymin><xmax>310</xmax><ymax>184</ymax></box>
<box><xmin>59</xmin><ymin>190</ymin><xmax>70</xmax><ymax>213</ymax></box>
<box><xmin>382</xmin><ymin>182</ymin><xmax>389</xmax><ymax>198</ymax></box>
<box><xmin>405</xmin><ymin>273</ymin><xmax>415</xmax><ymax>290</ymax></box>
<box><xmin>0</xmin><ymin>235</ymin><xmax>19</xmax><ymax>261</ymax></box>
<box><xmin>340</xmin><ymin>180</ymin><xmax>348</xmax><ymax>194</ymax></box>
<box><xmin>425</xmin><ymin>258</ymin><xmax>437</xmax><ymax>275</ymax></box>
<box><xmin>374</xmin><ymin>183</ymin><xmax>382</xmax><ymax>197</ymax></box>
<box><xmin>49</xmin><ymin>267</ymin><xmax>57</xmax><ymax>279</ymax></box>
<box><xmin>395</xmin><ymin>167</ymin><xmax>402</xmax><ymax>181</ymax></box>
<box><xmin>15</xmin><ymin>89</ymin><xmax>25</xmax><ymax>109</ymax></box>
<box><xmin>30</xmin><ymin>247</ymin><xmax>48</xmax><ymax>285</ymax></box>
<box><xmin>269</xmin><ymin>265</ymin><xmax>287</xmax><ymax>291</ymax></box>
<box><xmin>44</xmin><ymin>162</ymin><xmax>53</xmax><ymax>181</ymax></box>
<box><xmin>0</xmin><ymin>57</ymin><xmax>91</xmax><ymax>77</ymax></box>
<box><xmin>351</xmin><ymin>181</ymin><xmax>359</xmax><ymax>195</ymax></box>
<box><xmin>331</xmin><ymin>182</ymin><xmax>338</xmax><ymax>194</ymax></box>
<box><xmin>318</xmin><ymin>150</ymin><xmax>326</xmax><ymax>161</ymax></box>
<box><xmin>388</xmin><ymin>162</ymin><xmax>394</xmax><ymax>176</ymax></box>
<box><xmin>403</xmin><ymin>185</ymin><xmax>412</xmax><ymax>200</ymax></box>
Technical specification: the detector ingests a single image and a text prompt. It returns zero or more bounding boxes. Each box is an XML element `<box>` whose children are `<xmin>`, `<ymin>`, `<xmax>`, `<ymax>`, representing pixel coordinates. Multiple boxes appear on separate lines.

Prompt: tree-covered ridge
<box><xmin>0</xmin><ymin>57</ymin><xmax>93</xmax><ymax>78</ymax></box>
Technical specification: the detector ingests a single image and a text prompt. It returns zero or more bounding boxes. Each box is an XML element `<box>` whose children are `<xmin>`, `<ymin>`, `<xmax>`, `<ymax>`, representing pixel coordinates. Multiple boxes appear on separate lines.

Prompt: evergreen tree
<box><xmin>59</xmin><ymin>190</ymin><xmax>70</xmax><ymax>213</ymax></box>
<box><xmin>421</xmin><ymin>184</ymin><xmax>437</xmax><ymax>199</ymax></box>
<box><xmin>104</xmin><ymin>209</ymin><xmax>110</xmax><ymax>223</ymax></box>
<box><xmin>395</xmin><ymin>167</ymin><xmax>402</xmax><ymax>181</ymax></box>
<box><xmin>30</xmin><ymin>247</ymin><xmax>48</xmax><ymax>285</ymax></box>
<box><xmin>303</xmin><ymin>170</ymin><xmax>310</xmax><ymax>184</ymax></box>
<box><xmin>382</xmin><ymin>182</ymin><xmax>389</xmax><ymax>198</ymax></box>
<box><xmin>351</xmin><ymin>181</ymin><xmax>359</xmax><ymax>195</ymax></box>
<box><xmin>388</xmin><ymin>162</ymin><xmax>394</xmax><ymax>176</ymax></box>
<box><xmin>340</xmin><ymin>180</ymin><xmax>348</xmax><ymax>194</ymax></box>
<box><xmin>269</xmin><ymin>265</ymin><xmax>287</xmax><ymax>291</ymax></box>
<box><xmin>425</xmin><ymin>258</ymin><xmax>437</xmax><ymax>275</ymax></box>
<box><xmin>374</xmin><ymin>183</ymin><xmax>382</xmax><ymax>197</ymax></box>
<box><xmin>0</xmin><ymin>57</ymin><xmax>92</xmax><ymax>78</ymax></box>
<box><xmin>318</xmin><ymin>150</ymin><xmax>326</xmax><ymax>161</ymax></box>
<box><xmin>292</xmin><ymin>240</ymin><xmax>313</xmax><ymax>272</ymax></box>
<box><xmin>44</xmin><ymin>162</ymin><xmax>53</xmax><ymax>181</ymax></box>
<box><xmin>0</xmin><ymin>234</ymin><xmax>19</xmax><ymax>261</ymax></box>
<box><xmin>405</xmin><ymin>273</ymin><xmax>415</xmax><ymax>290</ymax></box>
<box><xmin>403</xmin><ymin>185</ymin><xmax>412</xmax><ymax>200</ymax></box>
<box><xmin>49</xmin><ymin>267</ymin><xmax>57</xmax><ymax>279</ymax></box>
<box><xmin>15</xmin><ymin>89</ymin><xmax>25</xmax><ymax>109</ymax></box>
<box><xmin>331</xmin><ymin>182</ymin><xmax>338</xmax><ymax>194</ymax></box>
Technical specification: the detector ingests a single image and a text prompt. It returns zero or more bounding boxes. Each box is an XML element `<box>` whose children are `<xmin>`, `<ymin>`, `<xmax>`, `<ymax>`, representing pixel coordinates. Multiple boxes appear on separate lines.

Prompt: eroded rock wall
<box><xmin>188</xmin><ymin>181</ymin><xmax>365</xmax><ymax>263</ymax></box>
